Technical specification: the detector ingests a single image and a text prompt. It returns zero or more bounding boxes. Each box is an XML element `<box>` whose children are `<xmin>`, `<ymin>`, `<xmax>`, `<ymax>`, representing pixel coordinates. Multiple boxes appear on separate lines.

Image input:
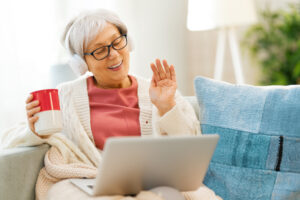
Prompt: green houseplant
<box><xmin>242</xmin><ymin>4</ymin><xmax>300</xmax><ymax>85</ymax></box>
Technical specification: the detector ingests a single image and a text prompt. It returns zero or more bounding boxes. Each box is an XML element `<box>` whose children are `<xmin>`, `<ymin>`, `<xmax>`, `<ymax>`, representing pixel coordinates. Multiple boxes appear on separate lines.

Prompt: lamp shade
<box><xmin>215</xmin><ymin>0</ymin><xmax>257</xmax><ymax>27</ymax></box>
<box><xmin>187</xmin><ymin>0</ymin><xmax>257</xmax><ymax>31</ymax></box>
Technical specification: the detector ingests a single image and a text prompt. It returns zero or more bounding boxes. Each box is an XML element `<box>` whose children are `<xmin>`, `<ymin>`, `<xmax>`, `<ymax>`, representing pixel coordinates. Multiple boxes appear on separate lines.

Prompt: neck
<box><xmin>93</xmin><ymin>76</ymin><xmax>132</xmax><ymax>89</ymax></box>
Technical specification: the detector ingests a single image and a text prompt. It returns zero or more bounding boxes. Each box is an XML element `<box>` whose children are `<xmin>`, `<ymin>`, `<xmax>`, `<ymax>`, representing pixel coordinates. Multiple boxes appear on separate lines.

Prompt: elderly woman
<box><xmin>26</xmin><ymin>9</ymin><xmax>200</xmax><ymax>152</ymax></box>
<box><xmin>4</xmin><ymin>8</ymin><xmax>221</xmax><ymax>200</ymax></box>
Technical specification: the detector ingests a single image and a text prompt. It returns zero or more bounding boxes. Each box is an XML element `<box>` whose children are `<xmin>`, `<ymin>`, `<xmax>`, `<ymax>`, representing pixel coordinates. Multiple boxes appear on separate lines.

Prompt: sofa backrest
<box><xmin>184</xmin><ymin>96</ymin><xmax>200</xmax><ymax>120</ymax></box>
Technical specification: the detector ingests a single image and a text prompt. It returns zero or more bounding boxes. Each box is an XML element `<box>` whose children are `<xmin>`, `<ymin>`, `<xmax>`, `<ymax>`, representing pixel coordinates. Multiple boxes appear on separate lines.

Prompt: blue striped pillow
<box><xmin>194</xmin><ymin>76</ymin><xmax>300</xmax><ymax>200</ymax></box>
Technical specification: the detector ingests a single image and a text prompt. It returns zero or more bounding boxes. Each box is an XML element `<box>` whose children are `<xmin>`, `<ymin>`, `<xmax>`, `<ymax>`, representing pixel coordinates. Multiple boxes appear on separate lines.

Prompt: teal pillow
<box><xmin>194</xmin><ymin>76</ymin><xmax>300</xmax><ymax>200</ymax></box>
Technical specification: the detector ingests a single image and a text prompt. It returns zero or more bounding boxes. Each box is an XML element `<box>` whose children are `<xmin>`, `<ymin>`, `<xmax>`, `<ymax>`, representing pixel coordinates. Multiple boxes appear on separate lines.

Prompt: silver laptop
<box><xmin>70</xmin><ymin>134</ymin><xmax>219</xmax><ymax>196</ymax></box>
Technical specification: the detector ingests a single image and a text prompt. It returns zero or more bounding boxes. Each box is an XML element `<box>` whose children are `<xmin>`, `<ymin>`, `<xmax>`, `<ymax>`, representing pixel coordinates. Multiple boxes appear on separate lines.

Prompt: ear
<box><xmin>127</xmin><ymin>34</ymin><xmax>134</xmax><ymax>52</ymax></box>
<box><xmin>83</xmin><ymin>56</ymin><xmax>91</xmax><ymax>72</ymax></box>
<box><xmin>68</xmin><ymin>54</ymin><xmax>89</xmax><ymax>76</ymax></box>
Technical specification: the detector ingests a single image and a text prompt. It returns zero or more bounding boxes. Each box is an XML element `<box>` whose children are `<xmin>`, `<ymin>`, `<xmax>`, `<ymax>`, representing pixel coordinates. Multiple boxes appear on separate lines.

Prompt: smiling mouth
<box><xmin>108</xmin><ymin>61</ymin><xmax>123</xmax><ymax>69</ymax></box>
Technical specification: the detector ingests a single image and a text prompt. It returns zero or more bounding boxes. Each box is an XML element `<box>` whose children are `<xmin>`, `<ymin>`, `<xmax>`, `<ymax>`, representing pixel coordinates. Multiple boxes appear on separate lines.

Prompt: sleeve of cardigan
<box><xmin>154</xmin><ymin>91</ymin><xmax>201</xmax><ymax>136</ymax></box>
<box><xmin>0</xmin><ymin>121</ymin><xmax>45</xmax><ymax>149</ymax></box>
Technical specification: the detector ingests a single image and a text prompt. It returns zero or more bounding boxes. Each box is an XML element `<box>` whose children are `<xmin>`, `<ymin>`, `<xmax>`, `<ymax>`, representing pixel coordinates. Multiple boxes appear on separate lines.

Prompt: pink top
<box><xmin>87</xmin><ymin>76</ymin><xmax>141</xmax><ymax>150</ymax></box>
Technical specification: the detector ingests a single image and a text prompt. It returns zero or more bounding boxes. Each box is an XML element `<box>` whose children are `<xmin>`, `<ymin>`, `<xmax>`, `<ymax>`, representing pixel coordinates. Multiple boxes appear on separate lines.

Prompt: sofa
<box><xmin>1</xmin><ymin>76</ymin><xmax>299</xmax><ymax>200</ymax></box>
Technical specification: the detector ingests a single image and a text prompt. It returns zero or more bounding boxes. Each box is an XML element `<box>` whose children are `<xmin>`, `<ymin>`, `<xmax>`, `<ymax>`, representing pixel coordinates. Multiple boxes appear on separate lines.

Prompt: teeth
<box><xmin>108</xmin><ymin>61</ymin><xmax>122</xmax><ymax>69</ymax></box>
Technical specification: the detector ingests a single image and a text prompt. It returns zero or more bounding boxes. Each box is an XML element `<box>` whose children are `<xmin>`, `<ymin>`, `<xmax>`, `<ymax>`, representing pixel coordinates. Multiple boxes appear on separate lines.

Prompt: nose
<box><xmin>108</xmin><ymin>47</ymin><xmax>119</xmax><ymax>59</ymax></box>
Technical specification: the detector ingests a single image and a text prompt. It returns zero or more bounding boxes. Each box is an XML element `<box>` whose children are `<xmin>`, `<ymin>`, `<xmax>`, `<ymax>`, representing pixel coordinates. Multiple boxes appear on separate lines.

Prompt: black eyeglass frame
<box><xmin>84</xmin><ymin>34</ymin><xmax>127</xmax><ymax>61</ymax></box>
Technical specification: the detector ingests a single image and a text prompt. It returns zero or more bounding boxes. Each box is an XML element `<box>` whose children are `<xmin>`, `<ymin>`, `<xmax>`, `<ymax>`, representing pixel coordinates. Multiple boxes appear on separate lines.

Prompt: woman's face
<box><xmin>84</xmin><ymin>23</ymin><xmax>130</xmax><ymax>88</ymax></box>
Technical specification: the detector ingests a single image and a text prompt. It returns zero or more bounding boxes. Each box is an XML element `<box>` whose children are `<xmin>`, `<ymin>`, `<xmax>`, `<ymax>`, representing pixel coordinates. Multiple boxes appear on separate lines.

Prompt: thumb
<box><xmin>151</xmin><ymin>75</ymin><xmax>157</xmax><ymax>87</ymax></box>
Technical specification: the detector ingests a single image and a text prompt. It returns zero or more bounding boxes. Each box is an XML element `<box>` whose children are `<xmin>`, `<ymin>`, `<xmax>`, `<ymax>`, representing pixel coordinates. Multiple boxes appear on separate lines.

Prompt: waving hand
<box><xmin>149</xmin><ymin>59</ymin><xmax>177</xmax><ymax>116</ymax></box>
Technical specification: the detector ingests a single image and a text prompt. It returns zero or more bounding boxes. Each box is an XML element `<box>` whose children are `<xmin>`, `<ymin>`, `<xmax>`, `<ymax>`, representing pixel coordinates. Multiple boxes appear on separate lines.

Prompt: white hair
<box><xmin>61</xmin><ymin>9</ymin><xmax>134</xmax><ymax>76</ymax></box>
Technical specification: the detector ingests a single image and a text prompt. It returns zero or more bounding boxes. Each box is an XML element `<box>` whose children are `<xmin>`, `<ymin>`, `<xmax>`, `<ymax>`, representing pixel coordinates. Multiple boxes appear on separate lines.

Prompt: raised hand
<box><xmin>149</xmin><ymin>59</ymin><xmax>177</xmax><ymax>116</ymax></box>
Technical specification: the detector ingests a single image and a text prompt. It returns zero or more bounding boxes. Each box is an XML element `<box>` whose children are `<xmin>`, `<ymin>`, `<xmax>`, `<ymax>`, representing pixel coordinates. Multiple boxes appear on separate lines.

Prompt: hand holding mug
<box><xmin>25</xmin><ymin>94</ymin><xmax>40</xmax><ymax>136</ymax></box>
<box><xmin>25</xmin><ymin>89</ymin><xmax>62</xmax><ymax>137</ymax></box>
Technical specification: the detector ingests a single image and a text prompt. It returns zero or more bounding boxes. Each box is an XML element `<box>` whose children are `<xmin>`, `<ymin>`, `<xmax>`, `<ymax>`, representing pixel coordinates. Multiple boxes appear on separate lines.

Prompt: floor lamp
<box><xmin>213</xmin><ymin>0</ymin><xmax>257</xmax><ymax>84</ymax></box>
<box><xmin>214</xmin><ymin>27</ymin><xmax>245</xmax><ymax>84</ymax></box>
<box><xmin>187</xmin><ymin>0</ymin><xmax>257</xmax><ymax>83</ymax></box>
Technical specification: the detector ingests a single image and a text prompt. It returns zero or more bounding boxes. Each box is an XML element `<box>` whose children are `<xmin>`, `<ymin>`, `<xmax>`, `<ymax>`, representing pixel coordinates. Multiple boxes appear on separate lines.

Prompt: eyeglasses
<box><xmin>84</xmin><ymin>34</ymin><xmax>127</xmax><ymax>61</ymax></box>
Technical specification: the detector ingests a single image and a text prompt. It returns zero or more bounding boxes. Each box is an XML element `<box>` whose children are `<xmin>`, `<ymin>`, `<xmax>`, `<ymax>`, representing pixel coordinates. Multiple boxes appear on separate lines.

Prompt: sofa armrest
<box><xmin>0</xmin><ymin>144</ymin><xmax>50</xmax><ymax>200</ymax></box>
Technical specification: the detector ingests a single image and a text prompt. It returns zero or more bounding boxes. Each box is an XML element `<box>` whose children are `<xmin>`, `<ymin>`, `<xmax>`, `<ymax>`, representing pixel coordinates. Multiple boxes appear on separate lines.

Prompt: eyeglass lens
<box><xmin>93</xmin><ymin>35</ymin><xmax>127</xmax><ymax>60</ymax></box>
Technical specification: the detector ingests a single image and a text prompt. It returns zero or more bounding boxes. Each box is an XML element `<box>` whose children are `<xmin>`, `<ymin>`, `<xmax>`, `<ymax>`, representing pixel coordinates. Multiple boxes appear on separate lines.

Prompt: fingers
<box><xmin>28</xmin><ymin>115</ymin><xmax>39</xmax><ymax>124</ymax></box>
<box><xmin>162</xmin><ymin>60</ymin><xmax>171</xmax><ymax>79</ymax></box>
<box><xmin>150</xmin><ymin>74</ymin><xmax>157</xmax><ymax>87</ymax></box>
<box><xmin>25</xmin><ymin>94</ymin><xmax>40</xmax><ymax>134</ymax></box>
<box><xmin>170</xmin><ymin>64</ymin><xmax>176</xmax><ymax>81</ymax></box>
<box><xmin>26</xmin><ymin>94</ymin><xmax>40</xmax><ymax>118</ymax></box>
<box><xmin>150</xmin><ymin>59</ymin><xmax>174</xmax><ymax>81</ymax></box>
<box><xmin>25</xmin><ymin>94</ymin><xmax>33</xmax><ymax>104</ymax></box>
<box><xmin>26</xmin><ymin>100</ymin><xmax>39</xmax><ymax>110</ymax></box>
<box><xmin>28</xmin><ymin>115</ymin><xmax>39</xmax><ymax>135</ymax></box>
<box><xmin>150</xmin><ymin>63</ymin><xmax>160</xmax><ymax>83</ymax></box>
<box><xmin>27</xmin><ymin>106</ymin><xmax>41</xmax><ymax>118</ymax></box>
<box><xmin>156</xmin><ymin>59</ymin><xmax>166</xmax><ymax>80</ymax></box>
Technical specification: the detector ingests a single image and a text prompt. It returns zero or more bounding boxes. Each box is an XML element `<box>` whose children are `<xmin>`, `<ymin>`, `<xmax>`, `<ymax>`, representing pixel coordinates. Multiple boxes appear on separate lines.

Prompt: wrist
<box><xmin>157</xmin><ymin>101</ymin><xmax>176</xmax><ymax>116</ymax></box>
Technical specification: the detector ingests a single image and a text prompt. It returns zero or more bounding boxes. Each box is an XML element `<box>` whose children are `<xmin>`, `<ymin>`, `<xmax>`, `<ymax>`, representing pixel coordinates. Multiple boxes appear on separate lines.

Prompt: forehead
<box><xmin>87</xmin><ymin>23</ymin><xmax>120</xmax><ymax>49</ymax></box>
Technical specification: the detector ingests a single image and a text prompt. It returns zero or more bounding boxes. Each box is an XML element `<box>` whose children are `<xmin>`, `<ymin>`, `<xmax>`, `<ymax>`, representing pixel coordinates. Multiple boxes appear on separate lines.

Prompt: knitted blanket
<box><xmin>34</xmin><ymin>133</ymin><xmax>222</xmax><ymax>200</ymax></box>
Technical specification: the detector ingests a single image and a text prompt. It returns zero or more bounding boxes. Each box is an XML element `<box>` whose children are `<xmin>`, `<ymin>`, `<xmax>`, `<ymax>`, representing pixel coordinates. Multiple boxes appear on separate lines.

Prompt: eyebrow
<box><xmin>92</xmin><ymin>33</ymin><xmax>121</xmax><ymax>48</ymax></box>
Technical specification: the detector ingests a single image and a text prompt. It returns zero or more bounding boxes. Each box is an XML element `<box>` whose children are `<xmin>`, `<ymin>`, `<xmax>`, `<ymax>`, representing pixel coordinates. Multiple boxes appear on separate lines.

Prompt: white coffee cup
<box><xmin>31</xmin><ymin>89</ymin><xmax>62</xmax><ymax>136</ymax></box>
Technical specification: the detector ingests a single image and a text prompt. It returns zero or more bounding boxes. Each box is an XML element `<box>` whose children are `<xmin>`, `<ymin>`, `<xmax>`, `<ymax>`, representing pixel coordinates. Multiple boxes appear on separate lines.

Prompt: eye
<box><xmin>94</xmin><ymin>47</ymin><xmax>106</xmax><ymax>54</ymax></box>
<box><xmin>113</xmin><ymin>37</ymin><xmax>122</xmax><ymax>45</ymax></box>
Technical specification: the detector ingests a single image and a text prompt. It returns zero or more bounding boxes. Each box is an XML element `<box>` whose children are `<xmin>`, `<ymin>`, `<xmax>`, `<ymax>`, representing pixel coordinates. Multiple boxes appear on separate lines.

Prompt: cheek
<box><xmin>123</xmin><ymin>56</ymin><xmax>130</xmax><ymax>70</ymax></box>
<box><xmin>84</xmin><ymin>57</ymin><xmax>93</xmax><ymax>70</ymax></box>
<box><xmin>85</xmin><ymin>57</ymin><xmax>104</xmax><ymax>71</ymax></box>
<box><xmin>122</xmin><ymin>50</ymin><xmax>130</xmax><ymax>63</ymax></box>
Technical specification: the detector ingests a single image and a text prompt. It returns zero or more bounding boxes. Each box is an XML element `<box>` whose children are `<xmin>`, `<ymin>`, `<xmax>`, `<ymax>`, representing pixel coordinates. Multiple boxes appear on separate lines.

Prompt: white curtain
<box><xmin>0</xmin><ymin>0</ymin><xmax>115</xmax><ymax>131</ymax></box>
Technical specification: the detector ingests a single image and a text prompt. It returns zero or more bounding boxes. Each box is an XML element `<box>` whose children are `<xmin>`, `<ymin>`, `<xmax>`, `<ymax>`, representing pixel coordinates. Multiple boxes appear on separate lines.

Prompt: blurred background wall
<box><xmin>0</xmin><ymin>0</ymin><xmax>298</xmax><ymax>131</ymax></box>
<box><xmin>185</xmin><ymin>0</ymin><xmax>300</xmax><ymax>94</ymax></box>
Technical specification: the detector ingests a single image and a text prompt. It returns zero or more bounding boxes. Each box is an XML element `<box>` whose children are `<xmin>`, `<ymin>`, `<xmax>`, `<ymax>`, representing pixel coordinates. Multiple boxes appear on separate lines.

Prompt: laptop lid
<box><xmin>93</xmin><ymin>134</ymin><xmax>219</xmax><ymax>196</ymax></box>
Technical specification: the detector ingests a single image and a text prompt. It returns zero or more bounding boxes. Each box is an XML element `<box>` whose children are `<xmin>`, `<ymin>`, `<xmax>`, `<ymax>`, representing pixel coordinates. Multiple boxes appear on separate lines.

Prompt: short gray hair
<box><xmin>61</xmin><ymin>9</ymin><xmax>134</xmax><ymax>76</ymax></box>
<box><xmin>62</xmin><ymin>8</ymin><xmax>134</xmax><ymax>58</ymax></box>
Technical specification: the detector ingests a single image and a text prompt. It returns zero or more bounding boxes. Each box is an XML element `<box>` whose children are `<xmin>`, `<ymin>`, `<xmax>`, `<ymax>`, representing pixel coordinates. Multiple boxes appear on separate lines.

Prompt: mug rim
<box><xmin>31</xmin><ymin>89</ymin><xmax>58</xmax><ymax>94</ymax></box>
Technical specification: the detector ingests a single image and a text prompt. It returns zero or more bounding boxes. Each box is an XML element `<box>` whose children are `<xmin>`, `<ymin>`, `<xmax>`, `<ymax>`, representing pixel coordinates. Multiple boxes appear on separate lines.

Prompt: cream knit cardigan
<box><xmin>55</xmin><ymin>75</ymin><xmax>201</xmax><ymax>165</ymax></box>
<box><xmin>0</xmin><ymin>75</ymin><xmax>221</xmax><ymax>200</ymax></box>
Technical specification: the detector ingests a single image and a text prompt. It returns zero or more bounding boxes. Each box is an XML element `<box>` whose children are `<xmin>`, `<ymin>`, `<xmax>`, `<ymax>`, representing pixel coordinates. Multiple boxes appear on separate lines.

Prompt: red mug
<box><xmin>31</xmin><ymin>89</ymin><xmax>62</xmax><ymax>135</ymax></box>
